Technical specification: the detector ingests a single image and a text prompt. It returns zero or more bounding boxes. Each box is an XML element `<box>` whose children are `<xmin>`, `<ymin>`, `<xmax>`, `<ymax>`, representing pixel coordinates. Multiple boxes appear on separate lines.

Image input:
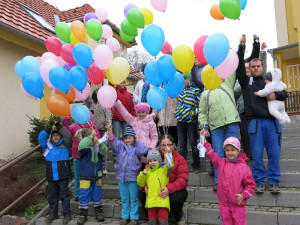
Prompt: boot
<box><xmin>158</xmin><ymin>220</ymin><xmax>168</xmax><ymax>225</ymax></box>
<box><xmin>148</xmin><ymin>219</ymin><xmax>157</xmax><ymax>225</ymax></box>
<box><xmin>77</xmin><ymin>208</ymin><xmax>88</xmax><ymax>225</ymax></box>
<box><xmin>94</xmin><ymin>205</ymin><xmax>105</xmax><ymax>222</ymax></box>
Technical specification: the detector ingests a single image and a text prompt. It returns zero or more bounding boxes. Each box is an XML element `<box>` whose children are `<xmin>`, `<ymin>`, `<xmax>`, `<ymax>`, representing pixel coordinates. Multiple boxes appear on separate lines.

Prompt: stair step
<box><xmin>282</xmin><ymin>127</ymin><xmax>300</xmax><ymax>137</ymax></box>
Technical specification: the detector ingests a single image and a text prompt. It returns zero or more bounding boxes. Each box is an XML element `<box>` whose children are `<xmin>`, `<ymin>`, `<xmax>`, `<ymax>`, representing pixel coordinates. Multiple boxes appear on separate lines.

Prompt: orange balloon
<box><xmin>55</xmin><ymin>86</ymin><xmax>76</xmax><ymax>103</ymax></box>
<box><xmin>71</xmin><ymin>20</ymin><xmax>86</xmax><ymax>43</ymax></box>
<box><xmin>210</xmin><ymin>4</ymin><xmax>225</xmax><ymax>20</ymax></box>
<box><xmin>47</xmin><ymin>94</ymin><xmax>71</xmax><ymax>117</ymax></box>
<box><xmin>36</xmin><ymin>56</ymin><xmax>41</xmax><ymax>63</ymax></box>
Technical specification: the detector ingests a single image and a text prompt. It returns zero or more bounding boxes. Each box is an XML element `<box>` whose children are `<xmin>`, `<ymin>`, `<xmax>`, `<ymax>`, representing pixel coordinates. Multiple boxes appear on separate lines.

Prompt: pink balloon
<box><xmin>57</xmin><ymin>56</ymin><xmax>66</xmax><ymax>67</ymax></box>
<box><xmin>97</xmin><ymin>85</ymin><xmax>117</xmax><ymax>109</ymax></box>
<box><xmin>102</xmin><ymin>24</ymin><xmax>113</xmax><ymax>39</ymax></box>
<box><xmin>41</xmin><ymin>52</ymin><xmax>59</xmax><ymax>64</ymax></box>
<box><xmin>194</xmin><ymin>35</ymin><xmax>208</xmax><ymax>65</ymax></box>
<box><xmin>214</xmin><ymin>49</ymin><xmax>238</xmax><ymax>79</ymax></box>
<box><xmin>106</xmin><ymin>38</ymin><xmax>120</xmax><ymax>51</ymax></box>
<box><xmin>40</xmin><ymin>59</ymin><xmax>59</xmax><ymax>89</ymax></box>
<box><xmin>75</xmin><ymin>83</ymin><xmax>91</xmax><ymax>101</ymax></box>
<box><xmin>93</xmin><ymin>44</ymin><xmax>113</xmax><ymax>70</ymax></box>
<box><xmin>95</xmin><ymin>8</ymin><xmax>108</xmax><ymax>23</ymax></box>
<box><xmin>150</xmin><ymin>0</ymin><xmax>168</xmax><ymax>12</ymax></box>
<box><xmin>161</xmin><ymin>41</ymin><xmax>172</xmax><ymax>54</ymax></box>
<box><xmin>20</xmin><ymin>83</ymin><xmax>37</xmax><ymax>99</ymax></box>
<box><xmin>45</xmin><ymin>37</ymin><xmax>62</xmax><ymax>56</ymax></box>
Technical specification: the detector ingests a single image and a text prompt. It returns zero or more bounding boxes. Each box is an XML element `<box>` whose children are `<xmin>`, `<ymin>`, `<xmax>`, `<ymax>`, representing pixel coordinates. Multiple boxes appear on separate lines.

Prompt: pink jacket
<box><xmin>205</xmin><ymin>142</ymin><xmax>256</xmax><ymax>207</ymax></box>
<box><xmin>115</xmin><ymin>100</ymin><xmax>158</xmax><ymax>149</ymax></box>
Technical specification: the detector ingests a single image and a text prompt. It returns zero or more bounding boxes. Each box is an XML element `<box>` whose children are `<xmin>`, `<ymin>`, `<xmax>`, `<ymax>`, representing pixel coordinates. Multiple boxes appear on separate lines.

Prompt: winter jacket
<box><xmin>112</xmin><ymin>85</ymin><xmax>136</xmax><ymax>121</ymax></box>
<box><xmin>153</xmin><ymin>96</ymin><xmax>178</xmax><ymax>127</ymax></box>
<box><xmin>133</xmin><ymin>78</ymin><xmax>144</xmax><ymax>105</ymax></box>
<box><xmin>62</xmin><ymin>116</ymin><xmax>100</xmax><ymax>159</ymax></box>
<box><xmin>205</xmin><ymin>142</ymin><xmax>256</xmax><ymax>207</ymax></box>
<box><xmin>38</xmin><ymin>123</ymin><xmax>73</xmax><ymax>181</ymax></box>
<box><xmin>115</xmin><ymin>100</ymin><xmax>158</xmax><ymax>149</ymax></box>
<box><xmin>90</xmin><ymin>102</ymin><xmax>112</xmax><ymax>131</ymax></box>
<box><xmin>198</xmin><ymin>73</ymin><xmax>240</xmax><ymax>131</ymax></box>
<box><xmin>108</xmin><ymin>136</ymin><xmax>148</xmax><ymax>183</ymax></box>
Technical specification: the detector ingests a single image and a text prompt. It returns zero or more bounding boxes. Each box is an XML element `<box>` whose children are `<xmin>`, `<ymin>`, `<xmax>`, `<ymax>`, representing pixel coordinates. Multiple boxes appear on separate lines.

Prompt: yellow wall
<box><xmin>286</xmin><ymin>0</ymin><xmax>300</xmax><ymax>44</ymax></box>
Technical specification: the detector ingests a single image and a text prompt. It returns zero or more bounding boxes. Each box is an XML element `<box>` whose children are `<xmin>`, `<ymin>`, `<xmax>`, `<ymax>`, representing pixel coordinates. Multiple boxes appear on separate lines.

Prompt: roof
<box><xmin>129</xmin><ymin>67</ymin><xmax>143</xmax><ymax>80</ymax></box>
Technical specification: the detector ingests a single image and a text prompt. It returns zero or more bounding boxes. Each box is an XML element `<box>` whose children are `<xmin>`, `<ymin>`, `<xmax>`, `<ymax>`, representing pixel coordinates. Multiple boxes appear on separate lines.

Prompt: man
<box><xmin>236</xmin><ymin>34</ymin><xmax>287</xmax><ymax>193</ymax></box>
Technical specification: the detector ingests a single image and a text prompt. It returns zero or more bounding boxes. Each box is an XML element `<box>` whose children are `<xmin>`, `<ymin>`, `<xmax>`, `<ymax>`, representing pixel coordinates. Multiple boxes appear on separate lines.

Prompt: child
<box><xmin>137</xmin><ymin>149</ymin><xmax>173</xmax><ymax>225</ymax></box>
<box><xmin>107</xmin><ymin>124</ymin><xmax>148</xmax><ymax>225</ymax></box>
<box><xmin>201</xmin><ymin>132</ymin><xmax>256</xmax><ymax>225</ymax></box>
<box><xmin>38</xmin><ymin>121</ymin><xmax>73</xmax><ymax>224</ymax></box>
<box><xmin>77</xmin><ymin>128</ymin><xmax>107</xmax><ymax>225</ymax></box>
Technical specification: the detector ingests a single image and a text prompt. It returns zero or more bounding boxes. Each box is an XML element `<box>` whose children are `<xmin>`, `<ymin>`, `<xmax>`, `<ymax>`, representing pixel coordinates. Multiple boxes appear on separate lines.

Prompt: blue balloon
<box><xmin>164</xmin><ymin>72</ymin><xmax>185</xmax><ymax>98</ymax></box>
<box><xmin>69</xmin><ymin>66</ymin><xmax>88</xmax><ymax>92</ymax></box>
<box><xmin>141</xmin><ymin>24</ymin><xmax>165</xmax><ymax>56</ymax></box>
<box><xmin>147</xmin><ymin>87</ymin><xmax>167</xmax><ymax>111</ymax></box>
<box><xmin>14</xmin><ymin>60</ymin><xmax>23</xmax><ymax>79</ymax></box>
<box><xmin>71</xmin><ymin>104</ymin><xmax>91</xmax><ymax>124</ymax></box>
<box><xmin>49</xmin><ymin>66</ymin><xmax>70</xmax><ymax>93</ymax></box>
<box><xmin>22</xmin><ymin>72</ymin><xmax>44</xmax><ymax>98</ymax></box>
<box><xmin>239</xmin><ymin>0</ymin><xmax>247</xmax><ymax>9</ymax></box>
<box><xmin>72</xmin><ymin>43</ymin><xmax>93</xmax><ymax>68</ymax></box>
<box><xmin>157</xmin><ymin>55</ymin><xmax>177</xmax><ymax>81</ymax></box>
<box><xmin>145</xmin><ymin>61</ymin><xmax>163</xmax><ymax>86</ymax></box>
<box><xmin>204</xmin><ymin>33</ymin><xmax>230</xmax><ymax>68</ymax></box>
<box><xmin>20</xmin><ymin>56</ymin><xmax>40</xmax><ymax>77</ymax></box>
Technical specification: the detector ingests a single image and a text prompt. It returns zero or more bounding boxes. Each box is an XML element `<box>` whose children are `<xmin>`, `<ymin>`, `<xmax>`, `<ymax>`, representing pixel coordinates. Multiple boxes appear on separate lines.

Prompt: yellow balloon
<box><xmin>105</xmin><ymin>68</ymin><xmax>116</xmax><ymax>85</ymax></box>
<box><xmin>70</xmin><ymin>33</ymin><xmax>80</xmax><ymax>46</ymax></box>
<box><xmin>201</xmin><ymin>65</ymin><xmax>222</xmax><ymax>90</ymax></box>
<box><xmin>108</xmin><ymin>57</ymin><xmax>130</xmax><ymax>85</ymax></box>
<box><xmin>140</xmin><ymin>8</ymin><xmax>153</xmax><ymax>25</ymax></box>
<box><xmin>71</xmin><ymin>20</ymin><xmax>86</xmax><ymax>43</ymax></box>
<box><xmin>172</xmin><ymin>45</ymin><xmax>194</xmax><ymax>73</ymax></box>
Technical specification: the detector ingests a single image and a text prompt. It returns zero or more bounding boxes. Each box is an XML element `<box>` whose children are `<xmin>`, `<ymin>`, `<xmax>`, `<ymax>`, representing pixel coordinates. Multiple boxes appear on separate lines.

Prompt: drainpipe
<box><xmin>267</xmin><ymin>49</ymin><xmax>278</xmax><ymax>68</ymax></box>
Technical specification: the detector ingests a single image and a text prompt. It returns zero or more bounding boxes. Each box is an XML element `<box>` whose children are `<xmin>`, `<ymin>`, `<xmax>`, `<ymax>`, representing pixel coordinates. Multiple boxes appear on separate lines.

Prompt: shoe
<box><xmin>62</xmin><ymin>214</ymin><xmax>71</xmax><ymax>224</ymax></box>
<box><xmin>255</xmin><ymin>184</ymin><xmax>265</xmax><ymax>193</ymax></box>
<box><xmin>129</xmin><ymin>220</ymin><xmax>139</xmax><ymax>225</ymax></box>
<box><xmin>213</xmin><ymin>184</ymin><xmax>217</xmax><ymax>192</ymax></box>
<box><xmin>77</xmin><ymin>208</ymin><xmax>88</xmax><ymax>225</ymax></box>
<box><xmin>192</xmin><ymin>166</ymin><xmax>200</xmax><ymax>173</ymax></box>
<box><xmin>45</xmin><ymin>214</ymin><xmax>59</xmax><ymax>223</ymax></box>
<box><xmin>177</xmin><ymin>215</ymin><xmax>185</xmax><ymax>225</ymax></box>
<box><xmin>103</xmin><ymin>166</ymin><xmax>108</xmax><ymax>174</ymax></box>
<box><xmin>208</xmin><ymin>165</ymin><xmax>214</xmax><ymax>176</ymax></box>
<box><xmin>74</xmin><ymin>197</ymin><xmax>79</xmax><ymax>202</ymax></box>
<box><xmin>120</xmin><ymin>219</ymin><xmax>130</xmax><ymax>225</ymax></box>
<box><xmin>269</xmin><ymin>184</ymin><xmax>281</xmax><ymax>194</ymax></box>
<box><xmin>245</xmin><ymin>157</ymin><xmax>252</xmax><ymax>162</ymax></box>
<box><xmin>94</xmin><ymin>205</ymin><xmax>105</xmax><ymax>222</ymax></box>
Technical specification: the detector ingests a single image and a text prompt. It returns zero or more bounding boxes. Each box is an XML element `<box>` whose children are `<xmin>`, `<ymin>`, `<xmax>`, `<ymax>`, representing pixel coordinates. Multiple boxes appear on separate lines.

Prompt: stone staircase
<box><xmin>30</xmin><ymin>116</ymin><xmax>300</xmax><ymax>225</ymax></box>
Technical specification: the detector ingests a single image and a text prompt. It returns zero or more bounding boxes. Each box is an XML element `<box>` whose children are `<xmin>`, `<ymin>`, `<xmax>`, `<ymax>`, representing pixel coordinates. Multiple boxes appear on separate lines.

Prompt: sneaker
<box><xmin>192</xmin><ymin>166</ymin><xmax>200</xmax><ymax>173</ymax></box>
<box><xmin>177</xmin><ymin>215</ymin><xmax>185</xmax><ymax>225</ymax></box>
<box><xmin>120</xmin><ymin>219</ymin><xmax>130</xmax><ymax>225</ymax></box>
<box><xmin>62</xmin><ymin>214</ymin><xmax>71</xmax><ymax>224</ymax></box>
<box><xmin>269</xmin><ymin>184</ymin><xmax>281</xmax><ymax>194</ymax></box>
<box><xmin>103</xmin><ymin>166</ymin><xmax>108</xmax><ymax>174</ymax></box>
<box><xmin>74</xmin><ymin>197</ymin><xmax>79</xmax><ymax>202</ymax></box>
<box><xmin>255</xmin><ymin>184</ymin><xmax>265</xmax><ymax>193</ymax></box>
<box><xmin>129</xmin><ymin>220</ymin><xmax>139</xmax><ymax>225</ymax></box>
<box><xmin>45</xmin><ymin>214</ymin><xmax>59</xmax><ymax>223</ymax></box>
<box><xmin>213</xmin><ymin>184</ymin><xmax>217</xmax><ymax>192</ymax></box>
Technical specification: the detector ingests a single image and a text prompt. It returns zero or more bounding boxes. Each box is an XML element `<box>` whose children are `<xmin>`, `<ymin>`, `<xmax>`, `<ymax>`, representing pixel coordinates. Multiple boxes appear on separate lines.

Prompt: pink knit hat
<box><xmin>136</xmin><ymin>102</ymin><xmax>150</xmax><ymax>114</ymax></box>
<box><xmin>223</xmin><ymin>137</ymin><xmax>241</xmax><ymax>151</ymax></box>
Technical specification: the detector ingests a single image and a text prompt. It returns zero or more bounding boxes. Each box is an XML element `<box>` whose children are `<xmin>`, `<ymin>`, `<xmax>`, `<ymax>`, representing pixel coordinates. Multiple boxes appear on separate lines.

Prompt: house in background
<box><xmin>0</xmin><ymin>0</ymin><xmax>141</xmax><ymax>162</ymax></box>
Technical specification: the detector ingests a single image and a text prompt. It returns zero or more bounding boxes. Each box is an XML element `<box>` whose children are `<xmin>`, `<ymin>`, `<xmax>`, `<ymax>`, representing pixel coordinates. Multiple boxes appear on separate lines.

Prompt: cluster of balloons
<box><xmin>210</xmin><ymin>0</ymin><xmax>248</xmax><ymax>20</ymax></box>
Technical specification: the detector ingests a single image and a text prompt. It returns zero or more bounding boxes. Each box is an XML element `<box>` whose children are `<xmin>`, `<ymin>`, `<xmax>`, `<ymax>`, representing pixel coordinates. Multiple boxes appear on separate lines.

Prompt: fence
<box><xmin>285</xmin><ymin>91</ymin><xmax>300</xmax><ymax>114</ymax></box>
<box><xmin>285</xmin><ymin>64</ymin><xmax>300</xmax><ymax>114</ymax></box>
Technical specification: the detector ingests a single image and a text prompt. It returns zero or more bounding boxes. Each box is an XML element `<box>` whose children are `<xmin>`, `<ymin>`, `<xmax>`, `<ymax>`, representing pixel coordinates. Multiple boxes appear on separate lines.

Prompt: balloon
<box><xmin>157</xmin><ymin>55</ymin><xmax>176</xmax><ymax>81</ymax></box>
<box><xmin>55</xmin><ymin>22</ymin><xmax>71</xmax><ymax>43</ymax></box>
<box><xmin>106</xmin><ymin>38</ymin><xmax>120</xmax><ymax>51</ymax></box>
<box><xmin>172</xmin><ymin>45</ymin><xmax>194</xmax><ymax>73</ymax></box>
<box><xmin>49</xmin><ymin>66</ymin><xmax>70</xmax><ymax>93</ymax></box>
<box><xmin>75</xmin><ymin>83</ymin><xmax>91</xmax><ymax>101</ymax></box>
<box><xmin>204</xmin><ymin>33</ymin><xmax>230</xmax><ymax>68</ymax></box>
<box><xmin>60</xmin><ymin>44</ymin><xmax>76</xmax><ymax>64</ymax></box>
<box><xmin>161</xmin><ymin>41</ymin><xmax>172</xmax><ymax>54</ymax></box>
<box><xmin>71</xmin><ymin>20</ymin><xmax>86</xmax><ymax>43</ymax></box>
<box><xmin>84</xmin><ymin>12</ymin><xmax>98</xmax><ymax>24</ymax></box>
<box><xmin>120</xmin><ymin>30</ymin><xmax>135</xmax><ymax>42</ymax></box>
<box><xmin>93</xmin><ymin>44</ymin><xmax>113</xmax><ymax>70</ymax></box>
<box><xmin>121</xmin><ymin>19</ymin><xmax>138</xmax><ymax>37</ymax></box>
<box><xmin>86</xmin><ymin>19</ymin><xmax>103</xmax><ymax>41</ymax></box>
<box><xmin>164</xmin><ymin>72</ymin><xmax>185</xmax><ymax>98</ymax></box>
<box><xmin>124</xmin><ymin>4</ymin><xmax>138</xmax><ymax>17</ymax></box>
<box><xmin>210</xmin><ymin>4</ymin><xmax>225</xmax><ymax>20</ymax></box>
<box><xmin>69</xmin><ymin>66</ymin><xmax>88</xmax><ymax>92</ymax></box>
<box><xmin>105</xmin><ymin>68</ymin><xmax>117</xmax><ymax>85</ymax></box>
<box><xmin>214</xmin><ymin>49</ymin><xmax>238</xmax><ymax>79</ymax></box>
<box><xmin>147</xmin><ymin>87</ymin><xmax>167</xmax><ymax>111</ymax></box>
<box><xmin>95</xmin><ymin>8</ymin><xmax>108</xmax><ymax>23</ymax></box>
<box><xmin>150</xmin><ymin>0</ymin><xmax>168</xmax><ymax>12</ymax></box>
<box><xmin>57</xmin><ymin>56</ymin><xmax>66</xmax><ymax>67</ymax></box>
<box><xmin>71</xmin><ymin>104</ymin><xmax>91</xmax><ymax>124</ymax></box>
<box><xmin>140</xmin><ymin>8</ymin><xmax>153</xmax><ymax>25</ymax></box>
<box><xmin>109</xmin><ymin>57</ymin><xmax>130</xmax><ymax>85</ymax></box>
<box><xmin>41</xmin><ymin>52</ymin><xmax>59</xmax><ymax>64</ymax></box>
<box><xmin>141</xmin><ymin>24</ymin><xmax>165</xmax><ymax>56</ymax></box>
<box><xmin>201</xmin><ymin>65</ymin><xmax>222</xmax><ymax>90</ymax></box>
<box><xmin>45</xmin><ymin>37</ymin><xmax>62</xmax><ymax>56</ymax></box>
<box><xmin>194</xmin><ymin>35</ymin><xmax>208</xmax><ymax>65</ymax></box>
<box><xmin>47</xmin><ymin>94</ymin><xmax>70</xmax><ymax>117</ymax></box>
<box><xmin>144</xmin><ymin>60</ymin><xmax>163</xmax><ymax>86</ymax></box>
<box><xmin>191</xmin><ymin>65</ymin><xmax>204</xmax><ymax>89</ymax></box>
<box><xmin>55</xmin><ymin>86</ymin><xmax>76</xmax><ymax>103</ymax></box>
<box><xmin>20</xmin><ymin>83</ymin><xmax>37</xmax><ymax>100</ymax></box>
<box><xmin>63</xmin><ymin>63</ymin><xmax>77</xmax><ymax>72</ymax></box>
<box><xmin>20</xmin><ymin>56</ymin><xmax>40</xmax><ymax>77</ymax></box>
<box><xmin>70</xmin><ymin>33</ymin><xmax>80</xmax><ymax>46</ymax></box>
<box><xmin>102</xmin><ymin>24</ymin><xmax>113</xmax><ymax>39</ymax></box>
<box><xmin>87</xmin><ymin>63</ymin><xmax>105</xmax><ymax>85</ymax></box>
<box><xmin>40</xmin><ymin>58</ymin><xmax>59</xmax><ymax>89</ymax></box>
<box><xmin>127</xmin><ymin>9</ymin><xmax>145</xmax><ymax>29</ymax></box>
<box><xmin>36</xmin><ymin>57</ymin><xmax>41</xmax><ymax>63</ymax></box>
<box><xmin>15</xmin><ymin>60</ymin><xmax>23</xmax><ymax>78</ymax></box>
<box><xmin>72</xmin><ymin>43</ymin><xmax>93</xmax><ymax>68</ymax></box>
<box><xmin>22</xmin><ymin>72</ymin><xmax>44</xmax><ymax>98</ymax></box>
<box><xmin>219</xmin><ymin>0</ymin><xmax>241</xmax><ymax>20</ymax></box>
<box><xmin>239</xmin><ymin>0</ymin><xmax>247</xmax><ymax>9</ymax></box>
<box><xmin>97</xmin><ymin>85</ymin><xmax>117</xmax><ymax>109</ymax></box>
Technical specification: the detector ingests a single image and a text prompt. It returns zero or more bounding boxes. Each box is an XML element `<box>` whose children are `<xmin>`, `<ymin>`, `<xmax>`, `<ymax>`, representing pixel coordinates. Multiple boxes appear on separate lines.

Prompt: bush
<box><xmin>24</xmin><ymin>200</ymin><xmax>47</xmax><ymax>220</ymax></box>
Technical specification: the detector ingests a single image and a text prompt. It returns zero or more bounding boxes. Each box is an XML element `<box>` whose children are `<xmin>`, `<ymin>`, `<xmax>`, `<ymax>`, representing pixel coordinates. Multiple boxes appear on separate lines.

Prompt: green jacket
<box><xmin>198</xmin><ymin>73</ymin><xmax>240</xmax><ymax>131</ymax></box>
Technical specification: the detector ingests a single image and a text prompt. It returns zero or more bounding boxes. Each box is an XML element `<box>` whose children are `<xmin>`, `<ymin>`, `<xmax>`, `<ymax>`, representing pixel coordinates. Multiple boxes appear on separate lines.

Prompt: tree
<box><xmin>127</xmin><ymin>46</ymin><xmax>154</xmax><ymax>72</ymax></box>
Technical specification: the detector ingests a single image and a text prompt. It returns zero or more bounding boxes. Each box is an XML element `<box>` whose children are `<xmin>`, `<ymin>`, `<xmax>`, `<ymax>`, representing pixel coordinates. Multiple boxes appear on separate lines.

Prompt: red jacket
<box><xmin>112</xmin><ymin>86</ymin><xmax>136</xmax><ymax>121</ymax></box>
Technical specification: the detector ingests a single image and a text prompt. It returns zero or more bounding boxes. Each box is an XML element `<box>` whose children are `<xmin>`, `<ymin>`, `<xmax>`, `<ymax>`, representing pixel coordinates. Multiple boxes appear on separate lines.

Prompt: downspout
<box><xmin>267</xmin><ymin>49</ymin><xmax>279</xmax><ymax>68</ymax></box>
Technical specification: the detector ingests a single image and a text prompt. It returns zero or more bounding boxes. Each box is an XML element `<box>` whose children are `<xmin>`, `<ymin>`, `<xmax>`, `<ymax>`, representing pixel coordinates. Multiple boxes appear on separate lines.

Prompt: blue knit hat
<box><xmin>123</xmin><ymin>125</ymin><xmax>136</xmax><ymax>138</ymax></box>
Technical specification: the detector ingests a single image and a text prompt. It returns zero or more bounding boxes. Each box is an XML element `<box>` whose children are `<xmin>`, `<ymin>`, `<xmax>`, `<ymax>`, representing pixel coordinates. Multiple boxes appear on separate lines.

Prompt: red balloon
<box><xmin>161</xmin><ymin>41</ymin><xmax>172</xmax><ymax>54</ymax></box>
<box><xmin>194</xmin><ymin>35</ymin><xmax>208</xmax><ymax>65</ymax></box>
<box><xmin>87</xmin><ymin>63</ymin><xmax>105</xmax><ymax>85</ymax></box>
<box><xmin>60</xmin><ymin>44</ymin><xmax>76</xmax><ymax>64</ymax></box>
<box><xmin>45</xmin><ymin>37</ymin><xmax>62</xmax><ymax>56</ymax></box>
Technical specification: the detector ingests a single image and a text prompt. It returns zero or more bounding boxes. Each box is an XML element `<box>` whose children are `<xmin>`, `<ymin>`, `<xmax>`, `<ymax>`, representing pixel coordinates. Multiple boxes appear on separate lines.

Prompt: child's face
<box><xmin>51</xmin><ymin>133</ymin><xmax>61</xmax><ymax>144</ymax></box>
<box><xmin>148</xmin><ymin>159</ymin><xmax>159</xmax><ymax>169</ymax></box>
<box><xmin>124</xmin><ymin>136</ymin><xmax>134</xmax><ymax>146</ymax></box>
<box><xmin>137</xmin><ymin>110</ymin><xmax>147</xmax><ymax>120</ymax></box>
<box><xmin>224</xmin><ymin>144</ymin><xmax>240</xmax><ymax>160</ymax></box>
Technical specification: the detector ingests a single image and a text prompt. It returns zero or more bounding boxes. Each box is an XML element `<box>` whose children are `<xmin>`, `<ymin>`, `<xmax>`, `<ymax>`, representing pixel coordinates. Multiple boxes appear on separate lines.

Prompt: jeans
<box><xmin>73</xmin><ymin>158</ymin><xmax>80</xmax><ymax>198</ymax></box>
<box><xmin>211</xmin><ymin>122</ymin><xmax>239</xmax><ymax>184</ymax></box>
<box><xmin>239</xmin><ymin>113</ymin><xmax>251</xmax><ymax>157</ymax></box>
<box><xmin>118</xmin><ymin>181</ymin><xmax>139</xmax><ymax>220</ymax></box>
<box><xmin>48</xmin><ymin>179</ymin><xmax>70</xmax><ymax>215</ymax></box>
<box><xmin>177</xmin><ymin>121</ymin><xmax>199</xmax><ymax>167</ymax></box>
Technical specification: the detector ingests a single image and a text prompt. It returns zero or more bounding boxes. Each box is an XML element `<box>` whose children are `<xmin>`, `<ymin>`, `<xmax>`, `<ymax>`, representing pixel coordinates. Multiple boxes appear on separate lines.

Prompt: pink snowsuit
<box><xmin>205</xmin><ymin>142</ymin><xmax>256</xmax><ymax>225</ymax></box>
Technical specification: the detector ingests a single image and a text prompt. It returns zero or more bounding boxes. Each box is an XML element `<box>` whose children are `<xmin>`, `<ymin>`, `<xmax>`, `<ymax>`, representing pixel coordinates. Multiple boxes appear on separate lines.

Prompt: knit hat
<box><xmin>50</xmin><ymin>130</ymin><xmax>61</xmax><ymax>138</ymax></box>
<box><xmin>136</xmin><ymin>102</ymin><xmax>150</xmax><ymax>114</ymax></box>
<box><xmin>81</xmin><ymin>128</ymin><xmax>92</xmax><ymax>139</ymax></box>
<box><xmin>182</xmin><ymin>72</ymin><xmax>192</xmax><ymax>82</ymax></box>
<box><xmin>223</xmin><ymin>137</ymin><xmax>241</xmax><ymax>151</ymax></box>
<box><xmin>123</xmin><ymin>125</ymin><xmax>136</xmax><ymax>138</ymax></box>
<box><xmin>147</xmin><ymin>149</ymin><xmax>162</xmax><ymax>162</ymax></box>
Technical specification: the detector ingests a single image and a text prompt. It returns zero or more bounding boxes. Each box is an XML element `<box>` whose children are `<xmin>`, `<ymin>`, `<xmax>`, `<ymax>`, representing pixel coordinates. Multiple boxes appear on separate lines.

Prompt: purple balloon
<box><xmin>84</xmin><ymin>12</ymin><xmax>98</xmax><ymax>24</ymax></box>
<box><xmin>124</xmin><ymin>4</ymin><xmax>138</xmax><ymax>17</ymax></box>
<box><xmin>191</xmin><ymin>65</ymin><xmax>204</xmax><ymax>91</ymax></box>
<box><xmin>64</xmin><ymin>63</ymin><xmax>77</xmax><ymax>72</ymax></box>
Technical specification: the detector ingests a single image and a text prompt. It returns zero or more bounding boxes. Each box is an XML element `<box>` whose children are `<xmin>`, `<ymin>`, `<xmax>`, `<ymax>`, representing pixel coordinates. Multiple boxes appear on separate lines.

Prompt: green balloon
<box><xmin>121</xmin><ymin>19</ymin><xmax>138</xmax><ymax>37</ymax></box>
<box><xmin>55</xmin><ymin>22</ymin><xmax>71</xmax><ymax>43</ymax></box>
<box><xmin>86</xmin><ymin>19</ymin><xmax>103</xmax><ymax>41</ymax></box>
<box><xmin>219</xmin><ymin>0</ymin><xmax>241</xmax><ymax>20</ymax></box>
<box><xmin>127</xmin><ymin>8</ymin><xmax>145</xmax><ymax>29</ymax></box>
<box><xmin>120</xmin><ymin>30</ymin><xmax>135</xmax><ymax>42</ymax></box>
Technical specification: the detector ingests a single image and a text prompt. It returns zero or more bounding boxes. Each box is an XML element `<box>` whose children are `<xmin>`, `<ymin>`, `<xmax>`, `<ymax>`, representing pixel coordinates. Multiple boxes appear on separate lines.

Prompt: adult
<box><xmin>236</xmin><ymin>34</ymin><xmax>287</xmax><ymax>193</ymax></box>
<box><xmin>133</xmin><ymin>64</ymin><xmax>151</xmax><ymax>105</ymax></box>
<box><xmin>139</xmin><ymin>135</ymin><xmax>189</xmax><ymax>225</ymax></box>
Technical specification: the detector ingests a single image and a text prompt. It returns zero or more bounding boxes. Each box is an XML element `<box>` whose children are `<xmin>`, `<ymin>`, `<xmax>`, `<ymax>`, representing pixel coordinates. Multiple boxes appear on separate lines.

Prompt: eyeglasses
<box><xmin>160</xmin><ymin>144</ymin><xmax>173</xmax><ymax>147</ymax></box>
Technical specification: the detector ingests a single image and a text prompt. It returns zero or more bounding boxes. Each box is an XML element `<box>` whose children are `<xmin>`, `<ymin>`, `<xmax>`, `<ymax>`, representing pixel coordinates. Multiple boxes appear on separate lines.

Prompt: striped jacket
<box><xmin>174</xmin><ymin>84</ymin><xmax>201</xmax><ymax>123</ymax></box>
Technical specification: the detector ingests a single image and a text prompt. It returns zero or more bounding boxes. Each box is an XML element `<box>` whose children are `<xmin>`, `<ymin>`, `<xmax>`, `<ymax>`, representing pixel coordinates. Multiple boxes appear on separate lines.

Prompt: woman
<box><xmin>139</xmin><ymin>135</ymin><xmax>189</xmax><ymax>225</ymax></box>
